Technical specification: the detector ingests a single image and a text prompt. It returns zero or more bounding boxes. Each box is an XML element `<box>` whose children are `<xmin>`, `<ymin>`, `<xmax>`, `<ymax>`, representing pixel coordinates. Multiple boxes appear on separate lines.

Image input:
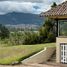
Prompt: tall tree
<box><xmin>51</xmin><ymin>2</ymin><xmax>57</xmax><ymax>8</ymax></box>
<box><xmin>39</xmin><ymin>18</ymin><xmax>56</xmax><ymax>43</ymax></box>
<box><xmin>0</xmin><ymin>24</ymin><xmax>10</xmax><ymax>39</ymax></box>
<box><xmin>51</xmin><ymin>2</ymin><xmax>58</xmax><ymax>36</ymax></box>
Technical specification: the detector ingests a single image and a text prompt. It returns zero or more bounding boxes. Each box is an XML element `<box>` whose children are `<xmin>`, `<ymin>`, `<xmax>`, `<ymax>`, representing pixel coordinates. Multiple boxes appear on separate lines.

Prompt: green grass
<box><xmin>0</xmin><ymin>43</ymin><xmax>55</xmax><ymax>65</ymax></box>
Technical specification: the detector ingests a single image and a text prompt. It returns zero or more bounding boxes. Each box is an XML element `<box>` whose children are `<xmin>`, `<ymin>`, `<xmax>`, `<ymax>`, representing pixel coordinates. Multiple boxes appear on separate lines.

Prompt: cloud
<box><xmin>0</xmin><ymin>1</ymin><xmax>37</xmax><ymax>14</ymax></box>
<box><xmin>0</xmin><ymin>1</ymin><xmax>48</xmax><ymax>14</ymax></box>
<box><xmin>0</xmin><ymin>0</ymin><xmax>44</xmax><ymax>3</ymax></box>
<box><xmin>0</xmin><ymin>0</ymin><xmax>64</xmax><ymax>3</ymax></box>
<box><xmin>0</xmin><ymin>0</ymin><xmax>65</xmax><ymax>15</ymax></box>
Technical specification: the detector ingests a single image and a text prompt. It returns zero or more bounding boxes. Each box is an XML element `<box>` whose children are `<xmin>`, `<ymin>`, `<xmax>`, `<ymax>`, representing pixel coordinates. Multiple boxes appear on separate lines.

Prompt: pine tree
<box><xmin>0</xmin><ymin>24</ymin><xmax>10</xmax><ymax>39</ymax></box>
<box><xmin>51</xmin><ymin>2</ymin><xmax>57</xmax><ymax>8</ymax></box>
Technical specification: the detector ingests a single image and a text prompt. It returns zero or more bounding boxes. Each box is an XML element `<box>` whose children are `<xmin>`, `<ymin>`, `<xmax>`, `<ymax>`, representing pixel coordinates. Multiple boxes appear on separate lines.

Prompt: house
<box><xmin>41</xmin><ymin>1</ymin><xmax>67</xmax><ymax>64</ymax></box>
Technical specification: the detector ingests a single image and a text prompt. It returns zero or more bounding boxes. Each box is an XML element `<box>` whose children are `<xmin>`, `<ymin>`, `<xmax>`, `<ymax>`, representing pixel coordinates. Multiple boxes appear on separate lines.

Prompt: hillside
<box><xmin>0</xmin><ymin>12</ymin><xmax>44</xmax><ymax>25</ymax></box>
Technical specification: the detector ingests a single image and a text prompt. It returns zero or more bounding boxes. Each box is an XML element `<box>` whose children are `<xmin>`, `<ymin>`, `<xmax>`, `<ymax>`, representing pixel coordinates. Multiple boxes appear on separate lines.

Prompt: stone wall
<box><xmin>56</xmin><ymin>37</ymin><xmax>67</xmax><ymax>63</ymax></box>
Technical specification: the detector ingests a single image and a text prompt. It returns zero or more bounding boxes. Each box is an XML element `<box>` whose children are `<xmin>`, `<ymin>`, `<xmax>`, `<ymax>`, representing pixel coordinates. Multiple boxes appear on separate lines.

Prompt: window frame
<box><xmin>58</xmin><ymin>20</ymin><xmax>67</xmax><ymax>37</ymax></box>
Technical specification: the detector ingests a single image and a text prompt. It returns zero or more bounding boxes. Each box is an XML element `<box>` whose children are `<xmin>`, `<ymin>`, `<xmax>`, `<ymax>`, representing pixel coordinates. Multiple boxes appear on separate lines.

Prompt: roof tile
<box><xmin>41</xmin><ymin>1</ymin><xmax>67</xmax><ymax>17</ymax></box>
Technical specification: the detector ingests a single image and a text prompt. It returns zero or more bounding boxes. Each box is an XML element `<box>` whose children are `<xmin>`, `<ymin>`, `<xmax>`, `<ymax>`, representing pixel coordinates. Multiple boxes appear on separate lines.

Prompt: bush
<box><xmin>48</xmin><ymin>32</ymin><xmax>55</xmax><ymax>42</ymax></box>
<box><xmin>39</xmin><ymin>26</ymin><xmax>49</xmax><ymax>43</ymax></box>
<box><xmin>9</xmin><ymin>32</ymin><xmax>24</xmax><ymax>45</ymax></box>
<box><xmin>22</xmin><ymin>31</ymin><xmax>40</xmax><ymax>45</ymax></box>
<box><xmin>45</xmin><ymin>32</ymin><xmax>56</xmax><ymax>43</ymax></box>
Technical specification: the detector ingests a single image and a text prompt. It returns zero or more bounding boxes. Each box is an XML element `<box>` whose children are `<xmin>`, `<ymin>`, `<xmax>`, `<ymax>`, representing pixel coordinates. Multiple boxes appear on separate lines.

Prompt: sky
<box><xmin>0</xmin><ymin>0</ymin><xmax>65</xmax><ymax>15</ymax></box>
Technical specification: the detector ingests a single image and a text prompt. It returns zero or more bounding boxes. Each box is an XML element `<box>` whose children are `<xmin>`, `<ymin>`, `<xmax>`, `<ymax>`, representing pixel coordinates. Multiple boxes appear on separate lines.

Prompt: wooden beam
<box><xmin>48</xmin><ymin>15</ymin><xmax>67</xmax><ymax>19</ymax></box>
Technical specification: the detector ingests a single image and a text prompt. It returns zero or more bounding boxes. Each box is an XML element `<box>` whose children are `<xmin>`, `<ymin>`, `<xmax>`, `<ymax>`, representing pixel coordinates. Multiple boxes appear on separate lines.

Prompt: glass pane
<box><xmin>59</xmin><ymin>20</ymin><xmax>67</xmax><ymax>36</ymax></box>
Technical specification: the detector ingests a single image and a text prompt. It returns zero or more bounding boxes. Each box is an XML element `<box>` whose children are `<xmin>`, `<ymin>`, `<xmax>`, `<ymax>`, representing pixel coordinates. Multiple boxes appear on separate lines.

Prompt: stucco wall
<box><xmin>56</xmin><ymin>37</ymin><xmax>67</xmax><ymax>63</ymax></box>
<box><xmin>22</xmin><ymin>47</ymin><xmax>55</xmax><ymax>64</ymax></box>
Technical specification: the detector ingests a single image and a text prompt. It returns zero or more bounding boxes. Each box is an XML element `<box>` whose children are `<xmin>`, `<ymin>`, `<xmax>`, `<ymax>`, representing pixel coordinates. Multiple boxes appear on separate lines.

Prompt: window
<box><xmin>60</xmin><ymin>43</ymin><xmax>67</xmax><ymax>63</ymax></box>
<box><xmin>59</xmin><ymin>20</ymin><xmax>67</xmax><ymax>36</ymax></box>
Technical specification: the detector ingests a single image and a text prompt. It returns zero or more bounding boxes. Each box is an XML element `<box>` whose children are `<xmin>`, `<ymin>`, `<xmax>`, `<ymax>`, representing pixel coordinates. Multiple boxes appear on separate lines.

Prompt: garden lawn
<box><xmin>0</xmin><ymin>43</ymin><xmax>55</xmax><ymax>65</ymax></box>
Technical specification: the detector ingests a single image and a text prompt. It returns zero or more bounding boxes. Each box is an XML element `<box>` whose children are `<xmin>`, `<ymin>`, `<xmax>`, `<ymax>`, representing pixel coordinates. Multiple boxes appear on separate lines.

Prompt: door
<box><xmin>60</xmin><ymin>43</ymin><xmax>67</xmax><ymax>63</ymax></box>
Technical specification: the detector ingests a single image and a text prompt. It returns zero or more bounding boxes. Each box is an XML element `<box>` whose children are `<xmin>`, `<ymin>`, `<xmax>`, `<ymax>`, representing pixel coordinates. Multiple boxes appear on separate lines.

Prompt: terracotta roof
<box><xmin>41</xmin><ymin>1</ymin><xmax>67</xmax><ymax>17</ymax></box>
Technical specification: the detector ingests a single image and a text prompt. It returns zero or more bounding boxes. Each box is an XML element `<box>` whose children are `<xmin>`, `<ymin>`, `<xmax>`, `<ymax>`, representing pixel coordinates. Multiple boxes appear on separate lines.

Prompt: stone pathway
<box><xmin>0</xmin><ymin>64</ymin><xmax>58</xmax><ymax>67</ymax></box>
<box><xmin>0</xmin><ymin>63</ymin><xmax>67</xmax><ymax>67</ymax></box>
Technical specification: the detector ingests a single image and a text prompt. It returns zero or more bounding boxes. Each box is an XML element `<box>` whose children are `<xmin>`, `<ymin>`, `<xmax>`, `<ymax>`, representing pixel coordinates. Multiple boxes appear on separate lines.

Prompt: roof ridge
<box><xmin>51</xmin><ymin>1</ymin><xmax>67</xmax><ymax>9</ymax></box>
<box><xmin>40</xmin><ymin>1</ymin><xmax>67</xmax><ymax>17</ymax></box>
<box><xmin>57</xmin><ymin>1</ymin><xmax>67</xmax><ymax>7</ymax></box>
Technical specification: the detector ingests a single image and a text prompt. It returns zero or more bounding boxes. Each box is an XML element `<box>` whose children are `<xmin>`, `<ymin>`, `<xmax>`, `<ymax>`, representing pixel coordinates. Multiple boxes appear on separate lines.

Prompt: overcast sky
<box><xmin>0</xmin><ymin>0</ymin><xmax>65</xmax><ymax>15</ymax></box>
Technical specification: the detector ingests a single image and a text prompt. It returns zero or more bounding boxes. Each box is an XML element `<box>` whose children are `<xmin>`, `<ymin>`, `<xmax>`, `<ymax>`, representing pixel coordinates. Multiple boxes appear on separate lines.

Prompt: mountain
<box><xmin>0</xmin><ymin>12</ymin><xmax>44</xmax><ymax>26</ymax></box>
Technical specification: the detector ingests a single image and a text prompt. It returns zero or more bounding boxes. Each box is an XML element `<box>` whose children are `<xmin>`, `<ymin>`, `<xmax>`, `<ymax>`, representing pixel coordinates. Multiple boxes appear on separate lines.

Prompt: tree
<box><xmin>39</xmin><ymin>18</ymin><xmax>56</xmax><ymax>43</ymax></box>
<box><xmin>0</xmin><ymin>24</ymin><xmax>10</xmax><ymax>39</ymax></box>
<box><xmin>51</xmin><ymin>2</ymin><xmax>57</xmax><ymax>8</ymax></box>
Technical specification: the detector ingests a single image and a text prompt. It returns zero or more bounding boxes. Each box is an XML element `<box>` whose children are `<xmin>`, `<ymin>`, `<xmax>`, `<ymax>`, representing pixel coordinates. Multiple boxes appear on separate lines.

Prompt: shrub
<box><xmin>45</xmin><ymin>32</ymin><xmax>56</xmax><ymax>43</ymax></box>
<box><xmin>48</xmin><ymin>32</ymin><xmax>55</xmax><ymax>42</ymax></box>
<box><xmin>22</xmin><ymin>31</ymin><xmax>40</xmax><ymax>45</ymax></box>
<box><xmin>9</xmin><ymin>32</ymin><xmax>24</xmax><ymax>45</ymax></box>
